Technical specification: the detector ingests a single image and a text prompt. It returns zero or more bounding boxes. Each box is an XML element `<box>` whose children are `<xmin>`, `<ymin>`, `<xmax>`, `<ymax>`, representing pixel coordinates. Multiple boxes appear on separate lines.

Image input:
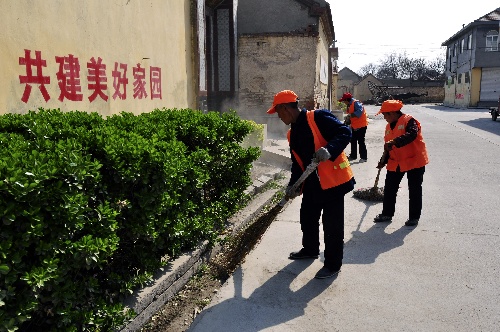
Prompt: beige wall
<box><xmin>353</xmin><ymin>76</ymin><xmax>383</xmax><ymax>103</ymax></box>
<box><xmin>353</xmin><ymin>84</ymin><xmax>372</xmax><ymax>103</ymax></box>
<box><xmin>470</xmin><ymin>68</ymin><xmax>481</xmax><ymax>106</ymax></box>
<box><xmin>0</xmin><ymin>0</ymin><xmax>196</xmax><ymax>116</ymax></box>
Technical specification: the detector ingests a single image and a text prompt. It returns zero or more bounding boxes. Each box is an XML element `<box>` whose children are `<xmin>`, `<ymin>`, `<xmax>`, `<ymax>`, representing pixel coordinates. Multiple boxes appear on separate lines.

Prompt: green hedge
<box><xmin>0</xmin><ymin>108</ymin><xmax>260</xmax><ymax>331</ymax></box>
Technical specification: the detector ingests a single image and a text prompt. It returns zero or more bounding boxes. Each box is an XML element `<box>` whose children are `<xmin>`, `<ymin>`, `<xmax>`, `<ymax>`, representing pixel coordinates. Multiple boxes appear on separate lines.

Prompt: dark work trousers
<box><xmin>382</xmin><ymin>166</ymin><xmax>426</xmax><ymax>220</ymax></box>
<box><xmin>350</xmin><ymin>126</ymin><xmax>367</xmax><ymax>160</ymax></box>
<box><xmin>300</xmin><ymin>182</ymin><xmax>345</xmax><ymax>271</ymax></box>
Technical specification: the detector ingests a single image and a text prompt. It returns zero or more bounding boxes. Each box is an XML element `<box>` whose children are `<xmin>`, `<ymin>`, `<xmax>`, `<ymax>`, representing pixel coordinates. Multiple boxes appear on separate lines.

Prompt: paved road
<box><xmin>189</xmin><ymin>104</ymin><xmax>500</xmax><ymax>332</ymax></box>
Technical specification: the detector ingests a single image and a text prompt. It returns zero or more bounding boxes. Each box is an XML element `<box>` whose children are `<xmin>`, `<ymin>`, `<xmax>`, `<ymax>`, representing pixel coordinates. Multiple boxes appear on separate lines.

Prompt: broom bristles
<box><xmin>353</xmin><ymin>186</ymin><xmax>384</xmax><ymax>201</ymax></box>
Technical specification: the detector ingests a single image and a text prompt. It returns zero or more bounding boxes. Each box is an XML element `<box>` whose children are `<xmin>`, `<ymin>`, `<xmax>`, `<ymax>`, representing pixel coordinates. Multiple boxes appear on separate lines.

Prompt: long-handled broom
<box><xmin>352</xmin><ymin>151</ymin><xmax>387</xmax><ymax>201</ymax></box>
<box><xmin>278</xmin><ymin>158</ymin><xmax>320</xmax><ymax>207</ymax></box>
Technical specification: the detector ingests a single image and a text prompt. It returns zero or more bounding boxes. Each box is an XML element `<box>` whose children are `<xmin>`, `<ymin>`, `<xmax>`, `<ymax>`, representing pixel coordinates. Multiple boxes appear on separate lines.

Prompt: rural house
<box><xmin>442</xmin><ymin>7</ymin><xmax>500</xmax><ymax>108</ymax></box>
<box><xmin>235</xmin><ymin>0</ymin><xmax>338</xmax><ymax>137</ymax></box>
<box><xmin>337</xmin><ymin>68</ymin><xmax>444</xmax><ymax>105</ymax></box>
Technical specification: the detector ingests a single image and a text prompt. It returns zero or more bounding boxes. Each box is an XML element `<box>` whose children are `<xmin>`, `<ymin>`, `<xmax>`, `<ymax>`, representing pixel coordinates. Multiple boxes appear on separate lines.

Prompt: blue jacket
<box><xmin>289</xmin><ymin>109</ymin><xmax>355</xmax><ymax>194</ymax></box>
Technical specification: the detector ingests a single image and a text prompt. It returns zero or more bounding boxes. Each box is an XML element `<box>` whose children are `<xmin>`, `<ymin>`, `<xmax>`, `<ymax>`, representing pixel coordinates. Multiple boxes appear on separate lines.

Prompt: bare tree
<box><xmin>410</xmin><ymin>58</ymin><xmax>427</xmax><ymax>80</ymax></box>
<box><xmin>356</xmin><ymin>51</ymin><xmax>445</xmax><ymax>81</ymax></box>
<box><xmin>358</xmin><ymin>63</ymin><xmax>378</xmax><ymax>77</ymax></box>
<box><xmin>397</xmin><ymin>51</ymin><xmax>413</xmax><ymax>79</ymax></box>
<box><xmin>426</xmin><ymin>56</ymin><xmax>446</xmax><ymax>80</ymax></box>
<box><xmin>376</xmin><ymin>52</ymin><xmax>399</xmax><ymax>79</ymax></box>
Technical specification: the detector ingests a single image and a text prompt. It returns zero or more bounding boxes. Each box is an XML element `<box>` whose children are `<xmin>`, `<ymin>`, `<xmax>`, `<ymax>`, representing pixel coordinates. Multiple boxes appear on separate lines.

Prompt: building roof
<box><xmin>355</xmin><ymin>74</ymin><xmax>382</xmax><ymax>86</ymax></box>
<box><xmin>478</xmin><ymin>7</ymin><xmax>500</xmax><ymax>21</ymax></box>
<box><xmin>239</xmin><ymin>0</ymin><xmax>335</xmax><ymax>43</ymax></box>
<box><xmin>296</xmin><ymin>0</ymin><xmax>335</xmax><ymax>43</ymax></box>
<box><xmin>338</xmin><ymin>67</ymin><xmax>361</xmax><ymax>79</ymax></box>
<box><xmin>442</xmin><ymin>7</ymin><xmax>500</xmax><ymax>45</ymax></box>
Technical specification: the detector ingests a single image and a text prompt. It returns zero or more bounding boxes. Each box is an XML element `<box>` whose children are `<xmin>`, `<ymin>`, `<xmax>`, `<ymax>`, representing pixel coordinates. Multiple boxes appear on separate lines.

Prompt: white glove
<box><xmin>285</xmin><ymin>185</ymin><xmax>301</xmax><ymax>200</ymax></box>
<box><xmin>313</xmin><ymin>147</ymin><xmax>331</xmax><ymax>162</ymax></box>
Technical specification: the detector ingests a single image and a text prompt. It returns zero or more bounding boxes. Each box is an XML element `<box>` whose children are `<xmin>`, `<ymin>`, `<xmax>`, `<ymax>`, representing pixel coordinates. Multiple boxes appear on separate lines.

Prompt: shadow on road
<box><xmin>422</xmin><ymin>105</ymin><xmax>491</xmax><ymax>113</ymax></box>
<box><xmin>343</xmin><ymin>198</ymin><xmax>415</xmax><ymax>265</ymax></box>
<box><xmin>459</xmin><ymin>118</ymin><xmax>500</xmax><ymax>137</ymax></box>
<box><xmin>343</xmin><ymin>223</ymin><xmax>414</xmax><ymax>265</ymax></box>
<box><xmin>189</xmin><ymin>259</ymin><xmax>335</xmax><ymax>331</ymax></box>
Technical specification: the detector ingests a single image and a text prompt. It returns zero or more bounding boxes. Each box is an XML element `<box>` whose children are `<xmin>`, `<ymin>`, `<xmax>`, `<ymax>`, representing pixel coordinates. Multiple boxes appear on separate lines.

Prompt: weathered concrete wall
<box><xmin>444</xmin><ymin>80</ymin><xmax>471</xmax><ymax>108</ymax></box>
<box><xmin>444</xmin><ymin>79</ymin><xmax>456</xmax><ymax>107</ymax></box>
<box><xmin>331</xmin><ymin>73</ymin><xmax>340</xmax><ymax>109</ymax></box>
<box><xmin>238</xmin><ymin>0</ymin><xmax>317</xmax><ymax>35</ymax></box>
<box><xmin>237</xmin><ymin>35</ymin><xmax>317</xmax><ymax>138</ymax></box>
<box><xmin>314</xmin><ymin>18</ymin><xmax>330</xmax><ymax>110</ymax></box>
<box><xmin>0</xmin><ymin>0</ymin><xmax>196</xmax><ymax>116</ymax></box>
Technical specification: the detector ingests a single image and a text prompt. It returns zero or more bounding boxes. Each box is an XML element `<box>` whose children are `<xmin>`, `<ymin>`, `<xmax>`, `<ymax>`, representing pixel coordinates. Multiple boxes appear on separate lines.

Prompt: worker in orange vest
<box><xmin>267</xmin><ymin>90</ymin><xmax>355</xmax><ymax>279</ymax></box>
<box><xmin>374</xmin><ymin>99</ymin><xmax>429</xmax><ymax>226</ymax></box>
<box><xmin>338</xmin><ymin>92</ymin><xmax>369</xmax><ymax>162</ymax></box>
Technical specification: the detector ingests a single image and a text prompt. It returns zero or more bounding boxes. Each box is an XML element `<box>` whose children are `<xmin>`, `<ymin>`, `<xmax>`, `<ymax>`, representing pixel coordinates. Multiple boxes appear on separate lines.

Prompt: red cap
<box><xmin>376</xmin><ymin>99</ymin><xmax>404</xmax><ymax>115</ymax></box>
<box><xmin>267</xmin><ymin>90</ymin><xmax>299</xmax><ymax>114</ymax></box>
<box><xmin>338</xmin><ymin>92</ymin><xmax>352</xmax><ymax>102</ymax></box>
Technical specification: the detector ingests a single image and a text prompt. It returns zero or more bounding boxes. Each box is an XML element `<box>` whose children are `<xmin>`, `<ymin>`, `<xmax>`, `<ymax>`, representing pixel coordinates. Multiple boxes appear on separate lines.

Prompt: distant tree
<box><xmin>426</xmin><ymin>56</ymin><xmax>446</xmax><ymax>80</ymax></box>
<box><xmin>376</xmin><ymin>52</ymin><xmax>399</xmax><ymax>79</ymax></box>
<box><xmin>397</xmin><ymin>52</ymin><xmax>413</xmax><ymax>79</ymax></box>
<box><xmin>358</xmin><ymin>63</ymin><xmax>377</xmax><ymax>77</ymax></box>
<box><xmin>410</xmin><ymin>58</ymin><xmax>427</xmax><ymax>80</ymax></box>
<box><xmin>356</xmin><ymin>51</ymin><xmax>445</xmax><ymax>81</ymax></box>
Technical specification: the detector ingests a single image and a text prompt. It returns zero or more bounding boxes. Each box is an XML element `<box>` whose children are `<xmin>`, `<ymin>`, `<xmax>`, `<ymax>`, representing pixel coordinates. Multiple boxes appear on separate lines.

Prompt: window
<box><xmin>465</xmin><ymin>71</ymin><xmax>470</xmax><ymax>83</ymax></box>
<box><xmin>486</xmin><ymin>30</ymin><xmax>498</xmax><ymax>51</ymax></box>
<box><xmin>467</xmin><ymin>34</ymin><xmax>472</xmax><ymax>50</ymax></box>
<box><xmin>458</xmin><ymin>73</ymin><xmax>462</xmax><ymax>84</ymax></box>
<box><xmin>460</xmin><ymin>39</ymin><xmax>465</xmax><ymax>53</ymax></box>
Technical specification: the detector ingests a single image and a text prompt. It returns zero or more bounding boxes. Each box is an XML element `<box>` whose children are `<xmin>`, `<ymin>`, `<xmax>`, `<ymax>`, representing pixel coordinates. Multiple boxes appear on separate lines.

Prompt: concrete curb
<box><xmin>121</xmin><ymin>169</ymin><xmax>289</xmax><ymax>331</ymax></box>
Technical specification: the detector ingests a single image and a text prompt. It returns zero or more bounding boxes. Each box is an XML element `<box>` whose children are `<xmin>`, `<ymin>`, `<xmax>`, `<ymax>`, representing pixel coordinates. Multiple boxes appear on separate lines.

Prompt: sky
<box><xmin>326</xmin><ymin>1</ymin><xmax>499</xmax><ymax>73</ymax></box>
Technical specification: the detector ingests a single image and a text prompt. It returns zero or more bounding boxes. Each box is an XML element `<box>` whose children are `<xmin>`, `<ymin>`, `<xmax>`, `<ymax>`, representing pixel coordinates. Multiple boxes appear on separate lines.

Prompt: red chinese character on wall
<box><xmin>150</xmin><ymin>66</ymin><xmax>162</xmax><ymax>100</ymax></box>
<box><xmin>55</xmin><ymin>54</ymin><xmax>83</xmax><ymax>101</ymax></box>
<box><xmin>87</xmin><ymin>57</ymin><xmax>108</xmax><ymax>102</ymax></box>
<box><xmin>133</xmin><ymin>63</ymin><xmax>148</xmax><ymax>99</ymax></box>
<box><xmin>18</xmin><ymin>49</ymin><xmax>51</xmax><ymax>103</ymax></box>
<box><xmin>112</xmin><ymin>62</ymin><xmax>128</xmax><ymax>100</ymax></box>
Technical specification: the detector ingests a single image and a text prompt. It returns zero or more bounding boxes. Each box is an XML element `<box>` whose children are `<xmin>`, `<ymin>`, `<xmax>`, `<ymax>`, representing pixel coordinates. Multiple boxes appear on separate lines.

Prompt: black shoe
<box><xmin>289</xmin><ymin>249</ymin><xmax>319</xmax><ymax>260</ymax></box>
<box><xmin>348</xmin><ymin>155</ymin><xmax>357</xmax><ymax>161</ymax></box>
<box><xmin>373</xmin><ymin>214</ymin><xmax>392</xmax><ymax>223</ymax></box>
<box><xmin>314</xmin><ymin>267</ymin><xmax>341</xmax><ymax>279</ymax></box>
<box><xmin>405</xmin><ymin>218</ymin><xmax>419</xmax><ymax>226</ymax></box>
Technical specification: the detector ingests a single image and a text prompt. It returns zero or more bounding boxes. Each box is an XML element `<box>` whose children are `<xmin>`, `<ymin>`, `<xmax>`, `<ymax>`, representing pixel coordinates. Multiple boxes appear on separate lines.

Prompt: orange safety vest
<box><xmin>385</xmin><ymin>114</ymin><xmax>429</xmax><ymax>172</ymax></box>
<box><xmin>287</xmin><ymin>111</ymin><xmax>353</xmax><ymax>190</ymax></box>
<box><xmin>347</xmin><ymin>99</ymin><xmax>369</xmax><ymax>129</ymax></box>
